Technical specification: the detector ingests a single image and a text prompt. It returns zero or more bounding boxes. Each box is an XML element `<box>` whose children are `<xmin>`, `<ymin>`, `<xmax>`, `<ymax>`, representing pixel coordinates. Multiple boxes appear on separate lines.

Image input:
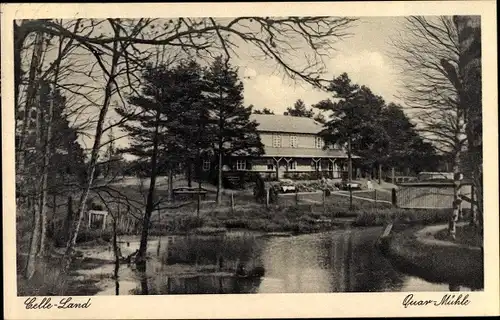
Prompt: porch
<box><xmin>240</xmin><ymin>157</ymin><xmax>352</xmax><ymax>181</ymax></box>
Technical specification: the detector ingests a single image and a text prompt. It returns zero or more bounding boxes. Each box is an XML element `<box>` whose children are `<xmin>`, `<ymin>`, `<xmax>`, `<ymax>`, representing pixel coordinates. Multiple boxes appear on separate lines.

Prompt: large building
<box><xmin>203</xmin><ymin>114</ymin><xmax>354</xmax><ymax>181</ymax></box>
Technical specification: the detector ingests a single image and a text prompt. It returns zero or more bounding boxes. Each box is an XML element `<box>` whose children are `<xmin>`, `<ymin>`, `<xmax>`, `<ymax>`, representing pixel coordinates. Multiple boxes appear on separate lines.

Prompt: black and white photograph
<box><xmin>2</xmin><ymin>1</ymin><xmax>498</xmax><ymax>319</ymax></box>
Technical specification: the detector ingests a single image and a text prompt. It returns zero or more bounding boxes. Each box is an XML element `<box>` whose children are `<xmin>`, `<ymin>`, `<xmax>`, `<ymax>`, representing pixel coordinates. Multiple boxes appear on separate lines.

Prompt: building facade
<box><xmin>203</xmin><ymin>114</ymin><xmax>355</xmax><ymax>181</ymax></box>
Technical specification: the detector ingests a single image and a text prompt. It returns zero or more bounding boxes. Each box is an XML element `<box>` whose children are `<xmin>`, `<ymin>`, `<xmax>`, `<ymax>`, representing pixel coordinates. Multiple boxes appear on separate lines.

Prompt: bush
<box><xmin>75</xmin><ymin>229</ymin><xmax>113</xmax><ymax>244</ymax></box>
<box><xmin>224</xmin><ymin>219</ymin><xmax>249</xmax><ymax>229</ymax></box>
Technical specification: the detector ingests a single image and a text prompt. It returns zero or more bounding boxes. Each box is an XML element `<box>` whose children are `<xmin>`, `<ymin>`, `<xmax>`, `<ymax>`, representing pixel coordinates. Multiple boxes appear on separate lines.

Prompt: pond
<box><xmin>97</xmin><ymin>227</ymin><xmax>474</xmax><ymax>295</ymax></box>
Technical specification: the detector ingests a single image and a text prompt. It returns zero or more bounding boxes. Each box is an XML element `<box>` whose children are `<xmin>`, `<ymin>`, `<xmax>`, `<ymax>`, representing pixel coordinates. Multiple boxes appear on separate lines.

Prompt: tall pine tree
<box><xmin>204</xmin><ymin>57</ymin><xmax>264</xmax><ymax>203</ymax></box>
<box><xmin>117</xmin><ymin>60</ymin><xmax>211</xmax><ymax>262</ymax></box>
<box><xmin>116</xmin><ymin>62</ymin><xmax>181</xmax><ymax>264</ymax></box>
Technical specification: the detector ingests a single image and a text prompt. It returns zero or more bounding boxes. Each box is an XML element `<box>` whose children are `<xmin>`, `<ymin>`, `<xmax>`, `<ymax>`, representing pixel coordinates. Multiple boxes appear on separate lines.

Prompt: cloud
<box><xmin>240</xmin><ymin>49</ymin><xmax>400</xmax><ymax>114</ymax></box>
<box><xmin>241</xmin><ymin>72</ymin><xmax>330</xmax><ymax>114</ymax></box>
<box><xmin>327</xmin><ymin>50</ymin><xmax>400</xmax><ymax>103</ymax></box>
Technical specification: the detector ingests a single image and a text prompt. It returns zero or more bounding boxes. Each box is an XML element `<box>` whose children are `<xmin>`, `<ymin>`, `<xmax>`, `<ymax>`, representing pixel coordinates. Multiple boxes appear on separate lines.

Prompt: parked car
<box><xmin>339</xmin><ymin>180</ymin><xmax>361</xmax><ymax>190</ymax></box>
<box><xmin>277</xmin><ymin>179</ymin><xmax>296</xmax><ymax>193</ymax></box>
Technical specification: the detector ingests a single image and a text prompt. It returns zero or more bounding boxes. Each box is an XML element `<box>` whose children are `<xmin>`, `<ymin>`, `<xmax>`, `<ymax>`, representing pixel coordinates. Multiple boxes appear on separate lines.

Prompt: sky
<box><xmin>236</xmin><ymin>17</ymin><xmax>406</xmax><ymax>114</ymax></box>
<box><xmin>18</xmin><ymin>17</ymin><xmax>411</xmax><ymax>155</ymax></box>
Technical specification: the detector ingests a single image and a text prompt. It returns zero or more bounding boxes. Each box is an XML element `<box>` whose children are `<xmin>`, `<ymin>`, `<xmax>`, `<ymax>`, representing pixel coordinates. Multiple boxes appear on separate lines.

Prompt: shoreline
<box><xmin>378</xmin><ymin>223</ymin><xmax>484</xmax><ymax>290</ymax></box>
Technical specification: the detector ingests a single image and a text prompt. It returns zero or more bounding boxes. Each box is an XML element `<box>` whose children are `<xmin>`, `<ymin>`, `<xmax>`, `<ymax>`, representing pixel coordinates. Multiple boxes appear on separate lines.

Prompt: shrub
<box><xmin>224</xmin><ymin>219</ymin><xmax>249</xmax><ymax>229</ymax></box>
<box><xmin>75</xmin><ymin>229</ymin><xmax>113</xmax><ymax>244</ymax></box>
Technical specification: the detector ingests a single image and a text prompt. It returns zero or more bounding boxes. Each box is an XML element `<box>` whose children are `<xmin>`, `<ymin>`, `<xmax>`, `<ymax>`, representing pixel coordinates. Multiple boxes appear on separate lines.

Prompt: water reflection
<box><xmin>116</xmin><ymin>227</ymin><xmax>477</xmax><ymax>295</ymax></box>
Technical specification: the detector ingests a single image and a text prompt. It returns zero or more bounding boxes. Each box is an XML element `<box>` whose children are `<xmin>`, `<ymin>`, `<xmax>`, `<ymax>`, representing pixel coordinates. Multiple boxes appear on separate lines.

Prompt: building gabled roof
<box><xmin>250</xmin><ymin>114</ymin><xmax>324</xmax><ymax>134</ymax></box>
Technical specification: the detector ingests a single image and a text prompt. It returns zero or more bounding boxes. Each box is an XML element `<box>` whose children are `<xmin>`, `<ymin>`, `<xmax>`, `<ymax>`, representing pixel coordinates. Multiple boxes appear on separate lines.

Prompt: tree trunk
<box><xmin>186</xmin><ymin>160</ymin><xmax>192</xmax><ymax>187</ymax></box>
<box><xmin>167</xmin><ymin>167</ymin><xmax>173</xmax><ymax>202</ymax></box>
<box><xmin>216</xmin><ymin>149</ymin><xmax>223</xmax><ymax>204</ymax></box>
<box><xmin>112</xmin><ymin>206</ymin><xmax>120</xmax><ymax>295</ymax></box>
<box><xmin>136</xmin><ymin>111</ymin><xmax>161</xmax><ymax>265</ymax></box>
<box><xmin>378</xmin><ymin>163</ymin><xmax>382</xmax><ymax>185</ymax></box>
<box><xmin>25</xmin><ymin>197</ymin><xmax>41</xmax><ymax>279</ymax></box>
<box><xmin>347</xmin><ymin>136</ymin><xmax>352</xmax><ymax>182</ymax></box>
<box><xmin>470</xmin><ymin>184</ymin><xmax>477</xmax><ymax>226</ymax></box>
<box><xmin>39</xmin><ymin>61</ymin><xmax>61</xmax><ymax>256</ymax></box>
<box><xmin>64</xmin><ymin>196</ymin><xmax>73</xmax><ymax>245</ymax></box>
<box><xmin>449</xmin><ymin>153</ymin><xmax>461</xmax><ymax>239</ymax></box>
<box><xmin>454</xmin><ymin>15</ymin><xmax>483</xmax><ymax>233</ymax></box>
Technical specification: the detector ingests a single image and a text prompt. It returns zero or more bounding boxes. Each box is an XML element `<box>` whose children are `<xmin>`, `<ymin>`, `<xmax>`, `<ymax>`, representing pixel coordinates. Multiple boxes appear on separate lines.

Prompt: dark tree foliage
<box><xmin>205</xmin><ymin>57</ymin><xmax>264</xmax><ymax>158</ymax></box>
<box><xmin>204</xmin><ymin>56</ymin><xmax>264</xmax><ymax>201</ymax></box>
<box><xmin>315</xmin><ymin>73</ymin><xmax>438</xmax><ymax>175</ymax></box>
<box><xmin>32</xmin><ymin>81</ymin><xmax>86</xmax><ymax>192</ymax></box>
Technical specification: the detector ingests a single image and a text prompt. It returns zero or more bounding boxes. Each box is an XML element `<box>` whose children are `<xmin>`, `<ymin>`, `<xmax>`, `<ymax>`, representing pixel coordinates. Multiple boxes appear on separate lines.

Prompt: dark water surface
<box><xmin>106</xmin><ymin>227</ymin><xmax>472</xmax><ymax>295</ymax></box>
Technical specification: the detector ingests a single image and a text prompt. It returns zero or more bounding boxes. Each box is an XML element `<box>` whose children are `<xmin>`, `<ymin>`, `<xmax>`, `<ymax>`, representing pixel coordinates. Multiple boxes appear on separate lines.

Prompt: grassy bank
<box><xmin>143</xmin><ymin>201</ymin><xmax>453</xmax><ymax>236</ymax></box>
<box><xmin>379</xmin><ymin>225</ymin><xmax>484</xmax><ymax>289</ymax></box>
<box><xmin>434</xmin><ymin>224</ymin><xmax>483</xmax><ymax>248</ymax></box>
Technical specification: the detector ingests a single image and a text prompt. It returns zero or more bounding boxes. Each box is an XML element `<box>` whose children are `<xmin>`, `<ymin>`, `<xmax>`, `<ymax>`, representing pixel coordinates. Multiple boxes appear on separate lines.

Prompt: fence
<box><xmin>396</xmin><ymin>182</ymin><xmax>472</xmax><ymax>209</ymax></box>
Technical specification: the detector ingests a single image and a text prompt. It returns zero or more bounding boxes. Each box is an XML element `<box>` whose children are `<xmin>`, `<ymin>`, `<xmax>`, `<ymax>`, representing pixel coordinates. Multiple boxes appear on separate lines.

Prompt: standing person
<box><xmin>367</xmin><ymin>179</ymin><xmax>373</xmax><ymax>190</ymax></box>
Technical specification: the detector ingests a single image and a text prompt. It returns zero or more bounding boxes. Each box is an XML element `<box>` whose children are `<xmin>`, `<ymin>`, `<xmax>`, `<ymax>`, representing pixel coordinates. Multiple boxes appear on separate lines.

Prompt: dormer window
<box><xmin>273</xmin><ymin>134</ymin><xmax>282</xmax><ymax>148</ymax></box>
<box><xmin>315</xmin><ymin>136</ymin><xmax>324</xmax><ymax>149</ymax></box>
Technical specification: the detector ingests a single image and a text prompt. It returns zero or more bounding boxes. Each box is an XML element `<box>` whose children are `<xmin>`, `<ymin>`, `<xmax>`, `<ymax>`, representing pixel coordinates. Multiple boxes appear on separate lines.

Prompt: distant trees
<box><xmin>252</xmin><ymin>107</ymin><xmax>275</xmax><ymax>115</ymax></box>
<box><xmin>284</xmin><ymin>99</ymin><xmax>315</xmax><ymax>118</ymax></box>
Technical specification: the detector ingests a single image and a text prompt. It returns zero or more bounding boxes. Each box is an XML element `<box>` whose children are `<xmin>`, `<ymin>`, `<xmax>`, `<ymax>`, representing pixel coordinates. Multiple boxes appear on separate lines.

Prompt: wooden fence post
<box><xmin>391</xmin><ymin>188</ymin><xmax>397</xmax><ymax>207</ymax></box>
<box><xmin>231</xmin><ymin>192</ymin><xmax>235</xmax><ymax>214</ymax></box>
<box><xmin>322</xmin><ymin>189</ymin><xmax>326</xmax><ymax>214</ymax></box>
<box><xmin>266</xmin><ymin>188</ymin><xmax>270</xmax><ymax>209</ymax></box>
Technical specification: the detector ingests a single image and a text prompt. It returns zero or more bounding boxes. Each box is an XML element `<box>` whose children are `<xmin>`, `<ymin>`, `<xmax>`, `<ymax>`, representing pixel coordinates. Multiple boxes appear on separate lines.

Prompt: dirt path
<box><xmin>414</xmin><ymin>222</ymin><xmax>482</xmax><ymax>251</ymax></box>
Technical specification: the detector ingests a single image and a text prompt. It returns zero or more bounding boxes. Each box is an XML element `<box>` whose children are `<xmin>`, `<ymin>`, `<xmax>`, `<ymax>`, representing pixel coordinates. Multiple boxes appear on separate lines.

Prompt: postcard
<box><xmin>2</xmin><ymin>1</ymin><xmax>499</xmax><ymax>319</ymax></box>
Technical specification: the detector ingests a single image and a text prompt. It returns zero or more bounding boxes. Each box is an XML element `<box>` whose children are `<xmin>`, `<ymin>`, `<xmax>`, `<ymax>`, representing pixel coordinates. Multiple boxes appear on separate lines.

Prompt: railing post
<box><xmin>295</xmin><ymin>188</ymin><xmax>299</xmax><ymax>206</ymax></box>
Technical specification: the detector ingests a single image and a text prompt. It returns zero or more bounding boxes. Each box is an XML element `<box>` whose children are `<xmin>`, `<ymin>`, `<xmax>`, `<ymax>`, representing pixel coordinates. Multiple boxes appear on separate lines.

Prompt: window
<box><xmin>236</xmin><ymin>160</ymin><xmax>246</xmax><ymax>170</ymax></box>
<box><xmin>202</xmin><ymin>160</ymin><xmax>210</xmax><ymax>171</ymax></box>
<box><xmin>315</xmin><ymin>137</ymin><xmax>324</xmax><ymax>149</ymax></box>
<box><xmin>290</xmin><ymin>135</ymin><xmax>298</xmax><ymax>148</ymax></box>
<box><xmin>273</xmin><ymin>134</ymin><xmax>282</xmax><ymax>148</ymax></box>
<box><xmin>289</xmin><ymin>161</ymin><xmax>297</xmax><ymax>170</ymax></box>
